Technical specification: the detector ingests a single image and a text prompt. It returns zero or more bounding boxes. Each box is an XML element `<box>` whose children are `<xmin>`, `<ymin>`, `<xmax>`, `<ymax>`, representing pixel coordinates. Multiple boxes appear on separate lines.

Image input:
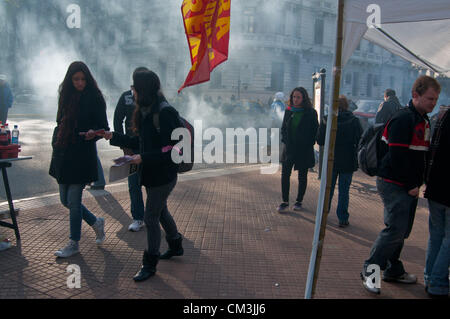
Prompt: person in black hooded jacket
<box><xmin>318</xmin><ymin>95</ymin><xmax>363</xmax><ymax>227</ymax></box>
<box><xmin>49</xmin><ymin>61</ymin><xmax>109</xmax><ymax>258</ymax></box>
<box><xmin>103</xmin><ymin>70</ymin><xmax>184</xmax><ymax>282</ymax></box>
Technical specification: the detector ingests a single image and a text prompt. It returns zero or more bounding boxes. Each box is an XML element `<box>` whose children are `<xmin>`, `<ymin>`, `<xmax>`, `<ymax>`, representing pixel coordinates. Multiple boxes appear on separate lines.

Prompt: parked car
<box><xmin>14</xmin><ymin>89</ymin><xmax>42</xmax><ymax>104</ymax></box>
<box><xmin>353</xmin><ymin>99</ymin><xmax>383</xmax><ymax>131</ymax></box>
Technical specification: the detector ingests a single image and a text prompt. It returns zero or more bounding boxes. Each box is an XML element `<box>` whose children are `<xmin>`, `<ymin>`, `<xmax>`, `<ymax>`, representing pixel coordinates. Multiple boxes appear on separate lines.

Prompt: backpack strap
<box><xmin>153</xmin><ymin>101</ymin><xmax>170</xmax><ymax>132</ymax></box>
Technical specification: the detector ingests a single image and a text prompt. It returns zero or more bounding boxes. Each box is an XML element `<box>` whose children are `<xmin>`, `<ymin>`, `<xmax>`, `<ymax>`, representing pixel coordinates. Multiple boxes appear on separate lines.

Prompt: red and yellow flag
<box><xmin>178</xmin><ymin>0</ymin><xmax>231</xmax><ymax>93</ymax></box>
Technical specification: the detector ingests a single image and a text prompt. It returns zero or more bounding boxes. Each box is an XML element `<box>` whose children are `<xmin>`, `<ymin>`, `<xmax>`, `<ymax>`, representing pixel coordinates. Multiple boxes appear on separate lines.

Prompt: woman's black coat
<box><xmin>281</xmin><ymin>107</ymin><xmax>319</xmax><ymax>170</ymax></box>
<box><xmin>109</xmin><ymin>101</ymin><xmax>181</xmax><ymax>188</ymax></box>
<box><xmin>49</xmin><ymin>89</ymin><xmax>109</xmax><ymax>184</ymax></box>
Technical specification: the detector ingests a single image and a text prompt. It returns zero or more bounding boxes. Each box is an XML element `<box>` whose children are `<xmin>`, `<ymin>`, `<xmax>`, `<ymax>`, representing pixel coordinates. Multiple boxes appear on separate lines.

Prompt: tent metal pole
<box><xmin>305</xmin><ymin>0</ymin><xmax>344</xmax><ymax>299</ymax></box>
<box><xmin>374</xmin><ymin>27</ymin><xmax>440</xmax><ymax>74</ymax></box>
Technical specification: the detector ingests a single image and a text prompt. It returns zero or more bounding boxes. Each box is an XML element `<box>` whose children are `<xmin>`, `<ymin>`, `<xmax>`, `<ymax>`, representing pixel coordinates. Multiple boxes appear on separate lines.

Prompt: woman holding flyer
<box><xmin>103</xmin><ymin>69</ymin><xmax>184</xmax><ymax>282</ymax></box>
<box><xmin>49</xmin><ymin>61</ymin><xmax>109</xmax><ymax>258</ymax></box>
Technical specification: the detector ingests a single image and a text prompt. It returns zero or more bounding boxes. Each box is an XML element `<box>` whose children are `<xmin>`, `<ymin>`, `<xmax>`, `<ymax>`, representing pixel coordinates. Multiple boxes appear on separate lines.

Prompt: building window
<box><xmin>345</xmin><ymin>73</ymin><xmax>352</xmax><ymax>84</ymax></box>
<box><xmin>368</xmin><ymin>42</ymin><xmax>375</xmax><ymax>53</ymax></box>
<box><xmin>210</xmin><ymin>70</ymin><xmax>222</xmax><ymax>89</ymax></box>
<box><xmin>373</xmin><ymin>74</ymin><xmax>380</xmax><ymax>87</ymax></box>
<box><xmin>367</xmin><ymin>73</ymin><xmax>373</xmax><ymax>97</ymax></box>
<box><xmin>314</xmin><ymin>19</ymin><xmax>324</xmax><ymax>45</ymax></box>
<box><xmin>352</xmin><ymin>72</ymin><xmax>360</xmax><ymax>96</ymax></box>
<box><xmin>158</xmin><ymin>60</ymin><xmax>167</xmax><ymax>86</ymax></box>
<box><xmin>271</xmin><ymin>62</ymin><xmax>285</xmax><ymax>91</ymax></box>
<box><xmin>390</xmin><ymin>76</ymin><xmax>395</xmax><ymax>88</ymax></box>
<box><xmin>243</xmin><ymin>10</ymin><xmax>255</xmax><ymax>33</ymax></box>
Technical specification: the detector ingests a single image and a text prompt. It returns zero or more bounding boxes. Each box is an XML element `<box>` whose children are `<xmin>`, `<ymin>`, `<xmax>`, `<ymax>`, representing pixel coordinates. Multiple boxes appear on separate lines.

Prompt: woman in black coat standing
<box><xmin>317</xmin><ymin>95</ymin><xmax>363</xmax><ymax>227</ymax></box>
<box><xmin>104</xmin><ymin>70</ymin><xmax>184</xmax><ymax>282</ymax></box>
<box><xmin>278</xmin><ymin>87</ymin><xmax>319</xmax><ymax>213</ymax></box>
<box><xmin>49</xmin><ymin>61</ymin><xmax>109</xmax><ymax>258</ymax></box>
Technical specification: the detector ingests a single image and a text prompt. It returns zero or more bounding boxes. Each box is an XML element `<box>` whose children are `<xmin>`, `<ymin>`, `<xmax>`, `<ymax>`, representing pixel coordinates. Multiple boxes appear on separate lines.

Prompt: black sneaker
<box><xmin>277</xmin><ymin>202</ymin><xmax>289</xmax><ymax>213</ymax></box>
<box><xmin>382</xmin><ymin>272</ymin><xmax>417</xmax><ymax>284</ymax></box>
<box><xmin>90</xmin><ymin>185</ymin><xmax>105</xmax><ymax>190</ymax></box>
<box><xmin>360</xmin><ymin>272</ymin><xmax>381</xmax><ymax>294</ymax></box>
<box><xmin>293</xmin><ymin>202</ymin><xmax>302</xmax><ymax>211</ymax></box>
<box><xmin>339</xmin><ymin>220</ymin><xmax>349</xmax><ymax>227</ymax></box>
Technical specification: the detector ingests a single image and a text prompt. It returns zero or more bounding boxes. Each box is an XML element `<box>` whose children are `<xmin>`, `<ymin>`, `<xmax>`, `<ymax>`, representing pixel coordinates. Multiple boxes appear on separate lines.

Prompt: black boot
<box><xmin>160</xmin><ymin>234</ymin><xmax>184</xmax><ymax>260</ymax></box>
<box><xmin>133</xmin><ymin>250</ymin><xmax>159</xmax><ymax>282</ymax></box>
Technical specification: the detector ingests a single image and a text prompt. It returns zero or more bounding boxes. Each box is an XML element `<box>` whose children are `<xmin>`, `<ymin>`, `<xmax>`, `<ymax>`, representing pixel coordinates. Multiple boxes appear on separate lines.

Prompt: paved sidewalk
<box><xmin>0</xmin><ymin>165</ymin><xmax>439</xmax><ymax>299</ymax></box>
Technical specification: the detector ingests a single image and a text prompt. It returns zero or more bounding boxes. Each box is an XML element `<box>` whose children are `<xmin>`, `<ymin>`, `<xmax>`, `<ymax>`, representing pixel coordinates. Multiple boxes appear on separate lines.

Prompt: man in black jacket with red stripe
<box><xmin>361</xmin><ymin>76</ymin><xmax>441</xmax><ymax>294</ymax></box>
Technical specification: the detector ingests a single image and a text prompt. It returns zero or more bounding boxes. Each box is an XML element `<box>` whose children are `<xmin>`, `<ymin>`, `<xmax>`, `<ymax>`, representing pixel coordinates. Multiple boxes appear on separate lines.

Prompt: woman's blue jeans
<box><xmin>59</xmin><ymin>184</ymin><xmax>98</xmax><ymax>242</ymax></box>
<box><xmin>424</xmin><ymin>199</ymin><xmax>450</xmax><ymax>295</ymax></box>
<box><xmin>329</xmin><ymin>171</ymin><xmax>353</xmax><ymax>223</ymax></box>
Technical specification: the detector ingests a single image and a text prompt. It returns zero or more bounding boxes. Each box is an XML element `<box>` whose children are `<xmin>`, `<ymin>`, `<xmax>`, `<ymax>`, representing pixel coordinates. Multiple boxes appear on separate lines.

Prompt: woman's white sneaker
<box><xmin>92</xmin><ymin>217</ymin><xmax>106</xmax><ymax>244</ymax></box>
<box><xmin>128</xmin><ymin>220</ymin><xmax>144</xmax><ymax>232</ymax></box>
<box><xmin>55</xmin><ymin>240</ymin><xmax>79</xmax><ymax>258</ymax></box>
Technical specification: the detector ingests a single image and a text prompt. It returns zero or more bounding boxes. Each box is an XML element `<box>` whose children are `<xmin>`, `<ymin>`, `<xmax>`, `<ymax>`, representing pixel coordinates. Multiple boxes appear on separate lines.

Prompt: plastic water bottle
<box><xmin>11</xmin><ymin>125</ymin><xmax>19</xmax><ymax>145</ymax></box>
<box><xmin>0</xmin><ymin>126</ymin><xmax>7</xmax><ymax>146</ymax></box>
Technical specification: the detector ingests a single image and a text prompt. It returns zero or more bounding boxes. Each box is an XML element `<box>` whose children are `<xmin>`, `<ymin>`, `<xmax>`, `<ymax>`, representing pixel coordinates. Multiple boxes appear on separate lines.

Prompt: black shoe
<box><xmin>90</xmin><ymin>185</ymin><xmax>105</xmax><ymax>190</ymax></box>
<box><xmin>360</xmin><ymin>272</ymin><xmax>381</xmax><ymax>294</ymax></box>
<box><xmin>293</xmin><ymin>202</ymin><xmax>302</xmax><ymax>211</ymax></box>
<box><xmin>339</xmin><ymin>220</ymin><xmax>349</xmax><ymax>228</ymax></box>
<box><xmin>382</xmin><ymin>272</ymin><xmax>417</xmax><ymax>284</ymax></box>
<box><xmin>133</xmin><ymin>251</ymin><xmax>159</xmax><ymax>282</ymax></box>
<box><xmin>427</xmin><ymin>292</ymin><xmax>449</xmax><ymax>299</ymax></box>
<box><xmin>277</xmin><ymin>202</ymin><xmax>289</xmax><ymax>213</ymax></box>
<box><xmin>425</xmin><ymin>285</ymin><xmax>449</xmax><ymax>298</ymax></box>
<box><xmin>160</xmin><ymin>234</ymin><xmax>184</xmax><ymax>260</ymax></box>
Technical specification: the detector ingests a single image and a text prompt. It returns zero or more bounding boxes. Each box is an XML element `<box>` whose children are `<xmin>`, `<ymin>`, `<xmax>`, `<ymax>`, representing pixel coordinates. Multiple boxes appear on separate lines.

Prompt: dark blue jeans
<box><xmin>364</xmin><ymin>178</ymin><xmax>418</xmax><ymax>277</ymax></box>
<box><xmin>92</xmin><ymin>156</ymin><xmax>106</xmax><ymax>187</ymax></box>
<box><xmin>128</xmin><ymin>172</ymin><xmax>144</xmax><ymax>221</ymax></box>
<box><xmin>59</xmin><ymin>184</ymin><xmax>98</xmax><ymax>242</ymax></box>
<box><xmin>329</xmin><ymin>171</ymin><xmax>353</xmax><ymax>223</ymax></box>
<box><xmin>424</xmin><ymin>199</ymin><xmax>450</xmax><ymax>295</ymax></box>
<box><xmin>144</xmin><ymin>177</ymin><xmax>179</xmax><ymax>256</ymax></box>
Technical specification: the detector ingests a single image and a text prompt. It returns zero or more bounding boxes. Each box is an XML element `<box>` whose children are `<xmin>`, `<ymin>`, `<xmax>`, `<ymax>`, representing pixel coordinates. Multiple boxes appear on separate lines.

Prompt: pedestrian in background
<box><xmin>375</xmin><ymin>88</ymin><xmax>402</xmax><ymax>125</ymax></box>
<box><xmin>49</xmin><ymin>61</ymin><xmax>109</xmax><ymax>258</ymax></box>
<box><xmin>278</xmin><ymin>87</ymin><xmax>318</xmax><ymax>213</ymax></box>
<box><xmin>0</xmin><ymin>74</ymin><xmax>14</xmax><ymax>124</ymax></box>
<box><xmin>318</xmin><ymin>95</ymin><xmax>363</xmax><ymax>227</ymax></box>
<box><xmin>424</xmin><ymin>104</ymin><xmax>450</xmax><ymax>298</ymax></box>
<box><xmin>113</xmin><ymin>67</ymin><xmax>148</xmax><ymax>232</ymax></box>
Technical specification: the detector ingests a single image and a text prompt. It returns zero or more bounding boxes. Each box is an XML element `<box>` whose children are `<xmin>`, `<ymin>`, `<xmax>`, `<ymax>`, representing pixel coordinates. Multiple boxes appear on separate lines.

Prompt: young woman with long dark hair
<box><xmin>278</xmin><ymin>87</ymin><xmax>319</xmax><ymax>213</ymax></box>
<box><xmin>104</xmin><ymin>69</ymin><xmax>184</xmax><ymax>282</ymax></box>
<box><xmin>49</xmin><ymin>61</ymin><xmax>109</xmax><ymax>257</ymax></box>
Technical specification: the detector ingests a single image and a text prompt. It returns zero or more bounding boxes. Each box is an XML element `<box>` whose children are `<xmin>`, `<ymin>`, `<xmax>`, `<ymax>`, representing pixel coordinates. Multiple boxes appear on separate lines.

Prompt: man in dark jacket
<box><xmin>375</xmin><ymin>89</ymin><xmax>402</xmax><ymax>124</ymax></box>
<box><xmin>0</xmin><ymin>75</ymin><xmax>13</xmax><ymax>124</ymax></box>
<box><xmin>113</xmin><ymin>67</ymin><xmax>148</xmax><ymax>232</ymax></box>
<box><xmin>423</xmin><ymin>105</ymin><xmax>450</xmax><ymax>298</ymax></box>
<box><xmin>318</xmin><ymin>95</ymin><xmax>362</xmax><ymax>227</ymax></box>
<box><xmin>361</xmin><ymin>76</ymin><xmax>441</xmax><ymax>295</ymax></box>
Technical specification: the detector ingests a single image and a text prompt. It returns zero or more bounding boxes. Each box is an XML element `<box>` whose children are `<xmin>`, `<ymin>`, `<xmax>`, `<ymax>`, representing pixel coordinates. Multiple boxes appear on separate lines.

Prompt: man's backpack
<box><xmin>154</xmin><ymin>101</ymin><xmax>194</xmax><ymax>174</ymax></box>
<box><xmin>357</xmin><ymin>123</ymin><xmax>387</xmax><ymax>176</ymax></box>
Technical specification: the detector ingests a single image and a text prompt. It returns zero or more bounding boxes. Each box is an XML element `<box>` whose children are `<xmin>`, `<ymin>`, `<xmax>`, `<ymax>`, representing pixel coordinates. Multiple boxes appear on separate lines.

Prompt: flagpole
<box><xmin>305</xmin><ymin>0</ymin><xmax>344</xmax><ymax>299</ymax></box>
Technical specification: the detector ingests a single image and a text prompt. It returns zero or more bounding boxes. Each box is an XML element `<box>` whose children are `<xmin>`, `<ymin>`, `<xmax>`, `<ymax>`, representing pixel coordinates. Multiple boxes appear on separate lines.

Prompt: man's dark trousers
<box><xmin>364</xmin><ymin>178</ymin><xmax>418</xmax><ymax>277</ymax></box>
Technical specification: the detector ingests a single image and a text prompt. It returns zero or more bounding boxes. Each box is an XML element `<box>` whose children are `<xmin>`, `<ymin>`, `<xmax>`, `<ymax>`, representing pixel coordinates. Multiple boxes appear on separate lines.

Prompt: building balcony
<box><xmin>350</xmin><ymin>50</ymin><xmax>383</xmax><ymax>65</ymax></box>
<box><xmin>232</xmin><ymin>33</ymin><xmax>303</xmax><ymax>54</ymax></box>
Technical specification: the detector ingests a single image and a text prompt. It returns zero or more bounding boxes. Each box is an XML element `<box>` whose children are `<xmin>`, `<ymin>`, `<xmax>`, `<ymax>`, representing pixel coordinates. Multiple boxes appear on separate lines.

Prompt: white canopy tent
<box><xmin>342</xmin><ymin>0</ymin><xmax>450</xmax><ymax>76</ymax></box>
<box><xmin>305</xmin><ymin>0</ymin><xmax>450</xmax><ymax>299</ymax></box>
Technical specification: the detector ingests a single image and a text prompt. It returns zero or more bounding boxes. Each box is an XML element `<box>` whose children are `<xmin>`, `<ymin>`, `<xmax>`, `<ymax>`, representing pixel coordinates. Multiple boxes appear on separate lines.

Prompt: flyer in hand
<box><xmin>109</xmin><ymin>156</ymin><xmax>138</xmax><ymax>182</ymax></box>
